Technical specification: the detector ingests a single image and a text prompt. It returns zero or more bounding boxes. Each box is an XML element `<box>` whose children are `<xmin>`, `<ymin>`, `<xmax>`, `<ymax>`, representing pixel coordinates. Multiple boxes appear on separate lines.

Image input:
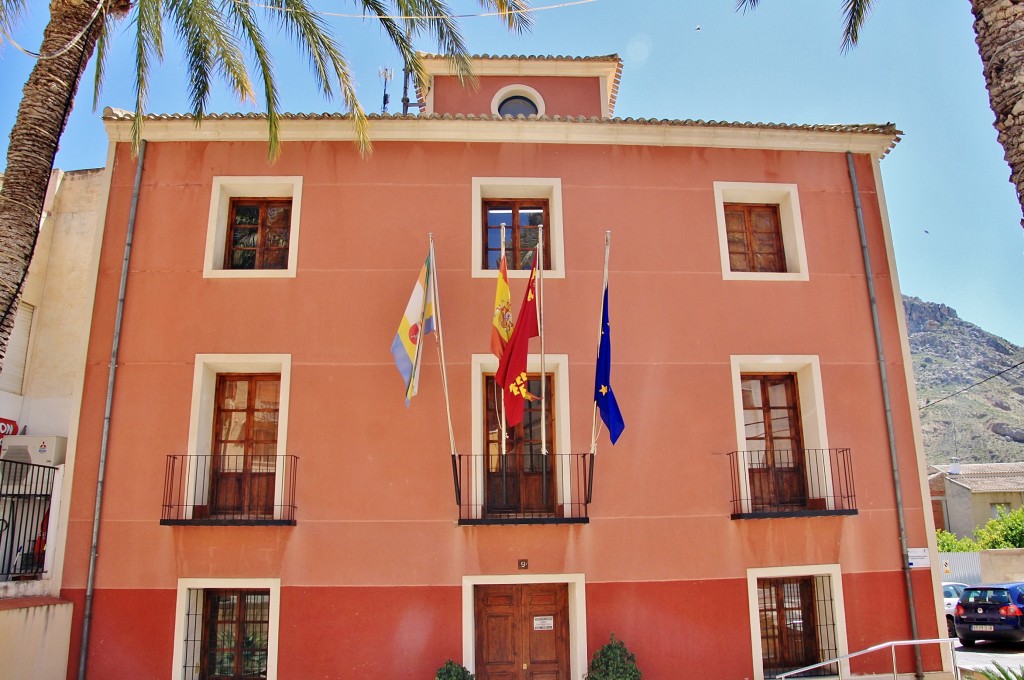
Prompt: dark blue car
<box><xmin>954</xmin><ymin>582</ymin><xmax>1024</xmax><ymax>646</ymax></box>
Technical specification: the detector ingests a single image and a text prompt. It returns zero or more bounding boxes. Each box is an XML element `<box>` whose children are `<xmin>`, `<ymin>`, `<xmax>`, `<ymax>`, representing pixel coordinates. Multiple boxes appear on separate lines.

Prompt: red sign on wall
<box><xmin>0</xmin><ymin>418</ymin><xmax>18</xmax><ymax>437</ymax></box>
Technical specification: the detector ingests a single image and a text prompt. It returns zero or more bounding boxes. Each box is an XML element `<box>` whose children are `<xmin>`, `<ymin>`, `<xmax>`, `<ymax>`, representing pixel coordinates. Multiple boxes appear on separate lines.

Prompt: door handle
<box><xmin>522</xmin><ymin>663</ymin><xmax>527</xmax><ymax>670</ymax></box>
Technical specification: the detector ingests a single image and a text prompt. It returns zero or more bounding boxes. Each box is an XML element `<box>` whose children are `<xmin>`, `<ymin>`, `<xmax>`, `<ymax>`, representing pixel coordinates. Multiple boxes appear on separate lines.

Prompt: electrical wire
<box><xmin>247</xmin><ymin>0</ymin><xmax>597</xmax><ymax>20</ymax></box>
<box><xmin>918</xmin><ymin>355</ymin><xmax>1024</xmax><ymax>411</ymax></box>
<box><xmin>0</xmin><ymin>0</ymin><xmax>105</xmax><ymax>60</ymax></box>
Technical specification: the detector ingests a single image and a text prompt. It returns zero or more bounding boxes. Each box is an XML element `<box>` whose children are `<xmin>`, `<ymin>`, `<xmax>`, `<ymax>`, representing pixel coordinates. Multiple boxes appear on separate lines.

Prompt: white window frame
<box><xmin>184</xmin><ymin>354</ymin><xmax>291</xmax><ymax>520</ymax></box>
<box><xmin>472</xmin><ymin>177</ymin><xmax>565</xmax><ymax>280</ymax></box>
<box><xmin>171</xmin><ymin>577</ymin><xmax>281</xmax><ymax>680</ymax></box>
<box><xmin>470</xmin><ymin>353</ymin><xmax>571</xmax><ymax>519</ymax></box>
<box><xmin>462</xmin><ymin>573</ymin><xmax>587</xmax><ymax>679</ymax></box>
<box><xmin>746</xmin><ymin>564</ymin><xmax>848</xmax><ymax>680</ymax></box>
<box><xmin>730</xmin><ymin>355</ymin><xmax>833</xmax><ymax>513</ymax></box>
<box><xmin>490</xmin><ymin>84</ymin><xmax>546</xmax><ymax>117</ymax></box>
<box><xmin>714</xmin><ymin>182</ymin><xmax>809</xmax><ymax>281</ymax></box>
<box><xmin>204</xmin><ymin>177</ymin><xmax>303</xmax><ymax>278</ymax></box>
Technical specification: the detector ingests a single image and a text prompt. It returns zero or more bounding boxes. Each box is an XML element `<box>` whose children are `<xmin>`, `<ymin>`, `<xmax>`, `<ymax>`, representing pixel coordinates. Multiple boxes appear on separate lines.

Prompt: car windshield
<box><xmin>944</xmin><ymin>584</ymin><xmax>965</xmax><ymax>598</ymax></box>
<box><xmin>961</xmin><ymin>587</ymin><xmax>1012</xmax><ymax>605</ymax></box>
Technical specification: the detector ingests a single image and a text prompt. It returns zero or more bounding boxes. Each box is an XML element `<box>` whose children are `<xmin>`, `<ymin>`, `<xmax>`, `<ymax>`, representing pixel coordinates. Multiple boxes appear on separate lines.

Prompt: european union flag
<box><xmin>594</xmin><ymin>284</ymin><xmax>625</xmax><ymax>443</ymax></box>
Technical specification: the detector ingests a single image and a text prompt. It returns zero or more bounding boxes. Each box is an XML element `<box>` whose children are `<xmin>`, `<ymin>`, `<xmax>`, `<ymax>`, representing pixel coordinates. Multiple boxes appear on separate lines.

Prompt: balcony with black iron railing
<box><xmin>0</xmin><ymin>459</ymin><xmax>59</xmax><ymax>581</ymax></box>
<box><xmin>727</xmin><ymin>448</ymin><xmax>857</xmax><ymax>519</ymax></box>
<box><xmin>161</xmin><ymin>454</ymin><xmax>298</xmax><ymax>526</ymax></box>
<box><xmin>452</xmin><ymin>452</ymin><xmax>593</xmax><ymax>525</ymax></box>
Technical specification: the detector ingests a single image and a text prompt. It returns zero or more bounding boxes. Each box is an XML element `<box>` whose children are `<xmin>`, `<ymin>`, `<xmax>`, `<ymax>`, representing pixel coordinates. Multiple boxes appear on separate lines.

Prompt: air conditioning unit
<box><xmin>0</xmin><ymin>436</ymin><xmax>66</xmax><ymax>467</ymax></box>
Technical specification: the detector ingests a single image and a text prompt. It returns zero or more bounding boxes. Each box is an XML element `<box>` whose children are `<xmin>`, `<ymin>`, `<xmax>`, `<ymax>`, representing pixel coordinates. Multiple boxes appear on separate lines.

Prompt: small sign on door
<box><xmin>533</xmin><ymin>616</ymin><xmax>554</xmax><ymax>631</ymax></box>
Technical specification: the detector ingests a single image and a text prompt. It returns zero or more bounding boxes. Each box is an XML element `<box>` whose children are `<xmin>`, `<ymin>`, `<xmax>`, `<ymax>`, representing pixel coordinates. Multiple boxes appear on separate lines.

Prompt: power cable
<box><xmin>918</xmin><ymin>355</ymin><xmax>1024</xmax><ymax>411</ymax></box>
<box><xmin>246</xmin><ymin>0</ymin><xmax>597</xmax><ymax>20</ymax></box>
<box><xmin>0</xmin><ymin>0</ymin><xmax>105</xmax><ymax>60</ymax></box>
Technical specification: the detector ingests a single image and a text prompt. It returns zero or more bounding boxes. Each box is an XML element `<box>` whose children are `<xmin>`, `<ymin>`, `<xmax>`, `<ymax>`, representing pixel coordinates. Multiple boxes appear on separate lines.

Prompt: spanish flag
<box><xmin>495</xmin><ymin>260</ymin><xmax>539</xmax><ymax>426</ymax></box>
<box><xmin>490</xmin><ymin>254</ymin><xmax>513</xmax><ymax>358</ymax></box>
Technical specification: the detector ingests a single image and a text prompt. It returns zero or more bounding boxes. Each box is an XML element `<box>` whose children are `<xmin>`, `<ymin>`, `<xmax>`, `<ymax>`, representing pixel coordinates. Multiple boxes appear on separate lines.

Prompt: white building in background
<box><xmin>0</xmin><ymin>168</ymin><xmax>105</xmax><ymax>680</ymax></box>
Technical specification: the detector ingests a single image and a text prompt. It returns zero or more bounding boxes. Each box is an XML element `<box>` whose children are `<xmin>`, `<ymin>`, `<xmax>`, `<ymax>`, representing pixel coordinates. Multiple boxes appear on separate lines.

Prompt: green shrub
<box><xmin>936</xmin><ymin>528</ymin><xmax>978</xmax><ymax>552</ymax></box>
<box><xmin>977</xmin><ymin>661</ymin><xmax>1024</xmax><ymax>680</ymax></box>
<box><xmin>585</xmin><ymin>633</ymin><xmax>642</xmax><ymax>680</ymax></box>
<box><xmin>435</xmin><ymin>659</ymin><xmax>474</xmax><ymax>680</ymax></box>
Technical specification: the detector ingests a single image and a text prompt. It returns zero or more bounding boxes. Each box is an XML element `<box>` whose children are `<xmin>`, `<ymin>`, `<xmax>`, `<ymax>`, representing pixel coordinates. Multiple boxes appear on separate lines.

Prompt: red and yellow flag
<box><xmin>495</xmin><ymin>261</ymin><xmax>539</xmax><ymax>426</ymax></box>
<box><xmin>490</xmin><ymin>253</ymin><xmax>513</xmax><ymax>358</ymax></box>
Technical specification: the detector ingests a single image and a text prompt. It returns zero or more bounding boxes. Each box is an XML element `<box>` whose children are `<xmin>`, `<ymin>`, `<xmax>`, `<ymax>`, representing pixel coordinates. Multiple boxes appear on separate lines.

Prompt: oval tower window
<box><xmin>497</xmin><ymin>95</ymin><xmax>539</xmax><ymax>117</ymax></box>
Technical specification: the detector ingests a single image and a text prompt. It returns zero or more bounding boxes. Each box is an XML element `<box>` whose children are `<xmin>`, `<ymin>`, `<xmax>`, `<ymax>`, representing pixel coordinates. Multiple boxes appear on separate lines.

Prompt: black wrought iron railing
<box><xmin>452</xmin><ymin>452</ymin><xmax>593</xmax><ymax>525</ymax></box>
<box><xmin>0</xmin><ymin>459</ymin><xmax>59</xmax><ymax>580</ymax></box>
<box><xmin>727</xmin><ymin>448</ymin><xmax>857</xmax><ymax>519</ymax></box>
<box><xmin>161</xmin><ymin>454</ymin><xmax>298</xmax><ymax>525</ymax></box>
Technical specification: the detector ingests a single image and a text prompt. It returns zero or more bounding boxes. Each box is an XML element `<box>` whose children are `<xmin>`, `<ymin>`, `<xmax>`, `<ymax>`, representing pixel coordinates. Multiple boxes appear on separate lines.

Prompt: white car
<box><xmin>943</xmin><ymin>582</ymin><xmax>969</xmax><ymax>637</ymax></box>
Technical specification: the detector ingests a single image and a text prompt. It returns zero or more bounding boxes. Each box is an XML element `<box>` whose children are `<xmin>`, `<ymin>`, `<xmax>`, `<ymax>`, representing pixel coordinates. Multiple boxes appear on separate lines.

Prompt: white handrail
<box><xmin>775</xmin><ymin>637</ymin><xmax>959</xmax><ymax>679</ymax></box>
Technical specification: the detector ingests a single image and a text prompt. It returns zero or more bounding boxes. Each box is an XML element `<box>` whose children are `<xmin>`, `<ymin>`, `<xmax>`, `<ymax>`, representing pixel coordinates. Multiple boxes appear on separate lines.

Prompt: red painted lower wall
<box><xmin>63</xmin><ymin>569</ymin><xmax>943</xmax><ymax>679</ymax></box>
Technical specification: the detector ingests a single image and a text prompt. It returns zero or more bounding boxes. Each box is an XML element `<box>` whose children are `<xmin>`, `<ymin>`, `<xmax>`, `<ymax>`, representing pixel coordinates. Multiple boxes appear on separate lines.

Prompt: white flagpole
<box><xmin>538</xmin><ymin>226</ymin><xmax>547</xmax><ymax>456</ymax></box>
<box><xmin>429</xmin><ymin>234</ymin><xmax>457</xmax><ymax>458</ymax></box>
<box><xmin>590</xmin><ymin>231</ymin><xmax>611</xmax><ymax>455</ymax></box>
<box><xmin>499</xmin><ymin>224</ymin><xmax>507</xmax><ymax>458</ymax></box>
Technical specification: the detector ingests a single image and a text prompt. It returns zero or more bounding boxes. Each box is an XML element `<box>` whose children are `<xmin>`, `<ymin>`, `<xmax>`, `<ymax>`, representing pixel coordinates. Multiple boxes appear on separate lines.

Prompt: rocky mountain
<box><xmin>903</xmin><ymin>295</ymin><xmax>1024</xmax><ymax>465</ymax></box>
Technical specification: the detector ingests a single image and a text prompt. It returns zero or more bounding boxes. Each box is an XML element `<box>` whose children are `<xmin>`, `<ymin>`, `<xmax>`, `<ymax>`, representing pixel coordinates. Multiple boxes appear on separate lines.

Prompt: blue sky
<box><xmin>2</xmin><ymin>1</ymin><xmax>1022</xmax><ymax>344</ymax></box>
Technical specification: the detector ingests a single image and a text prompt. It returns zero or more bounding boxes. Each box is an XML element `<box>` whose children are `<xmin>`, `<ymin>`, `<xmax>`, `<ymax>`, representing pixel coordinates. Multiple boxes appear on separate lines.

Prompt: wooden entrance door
<box><xmin>474</xmin><ymin>584</ymin><xmax>569</xmax><ymax>680</ymax></box>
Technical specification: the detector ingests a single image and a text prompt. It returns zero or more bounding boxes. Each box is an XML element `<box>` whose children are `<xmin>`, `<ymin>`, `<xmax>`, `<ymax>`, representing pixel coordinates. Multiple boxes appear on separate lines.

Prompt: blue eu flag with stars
<box><xmin>594</xmin><ymin>284</ymin><xmax>625</xmax><ymax>444</ymax></box>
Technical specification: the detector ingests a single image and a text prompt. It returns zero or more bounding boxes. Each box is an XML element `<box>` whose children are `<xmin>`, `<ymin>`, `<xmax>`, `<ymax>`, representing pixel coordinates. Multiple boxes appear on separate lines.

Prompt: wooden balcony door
<box><xmin>210</xmin><ymin>374</ymin><xmax>279</xmax><ymax>518</ymax></box>
<box><xmin>742</xmin><ymin>373</ymin><xmax>807</xmax><ymax>510</ymax></box>
<box><xmin>474</xmin><ymin>583</ymin><xmax>569</xmax><ymax>680</ymax></box>
<box><xmin>484</xmin><ymin>375</ymin><xmax>555</xmax><ymax>516</ymax></box>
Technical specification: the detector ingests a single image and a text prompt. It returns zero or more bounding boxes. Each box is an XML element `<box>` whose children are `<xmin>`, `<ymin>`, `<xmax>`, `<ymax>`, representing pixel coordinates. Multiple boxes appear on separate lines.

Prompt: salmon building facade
<box><xmin>55</xmin><ymin>54</ymin><xmax>951</xmax><ymax>679</ymax></box>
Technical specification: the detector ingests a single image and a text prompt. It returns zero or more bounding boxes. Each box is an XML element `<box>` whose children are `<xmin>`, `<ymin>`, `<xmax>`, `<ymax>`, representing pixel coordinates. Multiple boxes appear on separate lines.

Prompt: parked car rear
<box><xmin>954</xmin><ymin>583</ymin><xmax>1024</xmax><ymax>646</ymax></box>
<box><xmin>943</xmin><ymin>582</ymin><xmax>968</xmax><ymax>637</ymax></box>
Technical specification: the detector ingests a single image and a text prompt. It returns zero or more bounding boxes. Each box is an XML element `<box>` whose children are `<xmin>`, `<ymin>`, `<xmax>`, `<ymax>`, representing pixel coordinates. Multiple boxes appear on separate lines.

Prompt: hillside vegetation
<box><xmin>905</xmin><ymin>296</ymin><xmax>1024</xmax><ymax>465</ymax></box>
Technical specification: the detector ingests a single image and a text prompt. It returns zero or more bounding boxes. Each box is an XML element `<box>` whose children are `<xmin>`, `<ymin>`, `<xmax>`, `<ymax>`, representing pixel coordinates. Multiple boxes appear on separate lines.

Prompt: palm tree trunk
<box><xmin>972</xmin><ymin>0</ymin><xmax>1024</xmax><ymax>228</ymax></box>
<box><xmin>0</xmin><ymin>0</ymin><xmax>108</xmax><ymax>371</ymax></box>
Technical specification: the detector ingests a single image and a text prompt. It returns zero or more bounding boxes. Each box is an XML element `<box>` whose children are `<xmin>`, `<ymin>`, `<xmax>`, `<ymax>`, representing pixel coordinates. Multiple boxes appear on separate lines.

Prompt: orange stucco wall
<box><xmin>62</xmin><ymin>131</ymin><xmax>938</xmax><ymax>677</ymax></box>
<box><xmin>431</xmin><ymin>75</ymin><xmax>604</xmax><ymax>117</ymax></box>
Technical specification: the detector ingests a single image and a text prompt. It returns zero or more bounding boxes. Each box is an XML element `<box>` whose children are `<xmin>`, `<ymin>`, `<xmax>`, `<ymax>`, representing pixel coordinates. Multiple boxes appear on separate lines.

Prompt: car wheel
<box><xmin>958</xmin><ymin>636</ymin><xmax>975</xmax><ymax>647</ymax></box>
<box><xmin>946</xmin><ymin>616</ymin><xmax>955</xmax><ymax>638</ymax></box>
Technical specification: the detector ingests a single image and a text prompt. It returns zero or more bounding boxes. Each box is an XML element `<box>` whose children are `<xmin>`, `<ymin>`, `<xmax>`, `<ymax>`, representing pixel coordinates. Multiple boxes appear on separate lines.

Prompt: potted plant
<box><xmin>435</xmin><ymin>659</ymin><xmax>474</xmax><ymax>680</ymax></box>
<box><xmin>585</xmin><ymin>633</ymin><xmax>642</xmax><ymax>680</ymax></box>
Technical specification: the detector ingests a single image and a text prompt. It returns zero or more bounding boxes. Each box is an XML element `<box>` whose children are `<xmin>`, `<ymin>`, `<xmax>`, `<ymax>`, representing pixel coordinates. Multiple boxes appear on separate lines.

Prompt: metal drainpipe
<box><xmin>77</xmin><ymin>140</ymin><xmax>147</xmax><ymax>680</ymax></box>
<box><xmin>846</xmin><ymin>151</ymin><xmax>924</xmax><ymax>680</ymax></box>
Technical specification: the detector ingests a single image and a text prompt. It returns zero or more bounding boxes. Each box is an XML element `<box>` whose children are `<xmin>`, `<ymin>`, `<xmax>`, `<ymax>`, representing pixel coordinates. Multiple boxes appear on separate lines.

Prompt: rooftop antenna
<box><xmin>378</xmin><ymin>67</ymin><xmax>393</xmax><ymax>114</ymax></box>
<box><xmin>401</xmin><ymin>60</ymin><xmax>423</xmax><ymax>115</ymax></box>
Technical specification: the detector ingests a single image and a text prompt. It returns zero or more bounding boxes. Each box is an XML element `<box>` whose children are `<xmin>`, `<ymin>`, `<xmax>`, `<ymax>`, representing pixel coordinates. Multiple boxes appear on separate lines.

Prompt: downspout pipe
<box><xmin>77</xmin><ymin>140</ymin><xmax>147</xmax><ymax>680</ymax></box>
<box><xmin>846</xmin><ymin>151</ymin><xmax>924</xmax><ymax>680</ymax></box>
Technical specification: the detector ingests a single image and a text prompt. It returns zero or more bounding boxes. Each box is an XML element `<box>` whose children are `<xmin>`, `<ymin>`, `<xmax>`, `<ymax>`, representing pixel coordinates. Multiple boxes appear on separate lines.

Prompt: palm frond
<box><xmin>132</xmin><ymin>0</ymin><xmax>165</xmax><ymax>155</ymax></box>
<box><xmin>0</xmin><ymin>0</ymin><xmax>26</xmax><ymax>40</ymax></box>
<box><xmin>166</xmin><ymin>0</ymin><xmax>254</xmax><ymax>119</ymax></box>
<box><xmin>977</xmin><ymin>661</ymin><xmax>1024</xmax><ymax>680</ymax></box>
<box><xmin>91</xmin><ymin>11</ymin><xmax>115</xmax><ymax>111</ymax></box>
<box><xmin>735</xmin><ymin>0</ymin><xmax>760</xmax><ymax>13</ymax></box>
<box><xmin>224</xmin><ymin>0</ymin><xmax>281</xmax><ymax>160</ymax></box>
<box><xmin>840</xmin><ymin>0</ymin><xmax>874</xmax><ymax>53</ymax></box>
<box><xmin>479</xmin><ymin>0</ymin><xmax>533</xmax><ymax>34</ymax></box>
<box><xmin>264</xmin><ymin>0</ymin><xmax>367</xmax><ymax>154</ymax></box>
